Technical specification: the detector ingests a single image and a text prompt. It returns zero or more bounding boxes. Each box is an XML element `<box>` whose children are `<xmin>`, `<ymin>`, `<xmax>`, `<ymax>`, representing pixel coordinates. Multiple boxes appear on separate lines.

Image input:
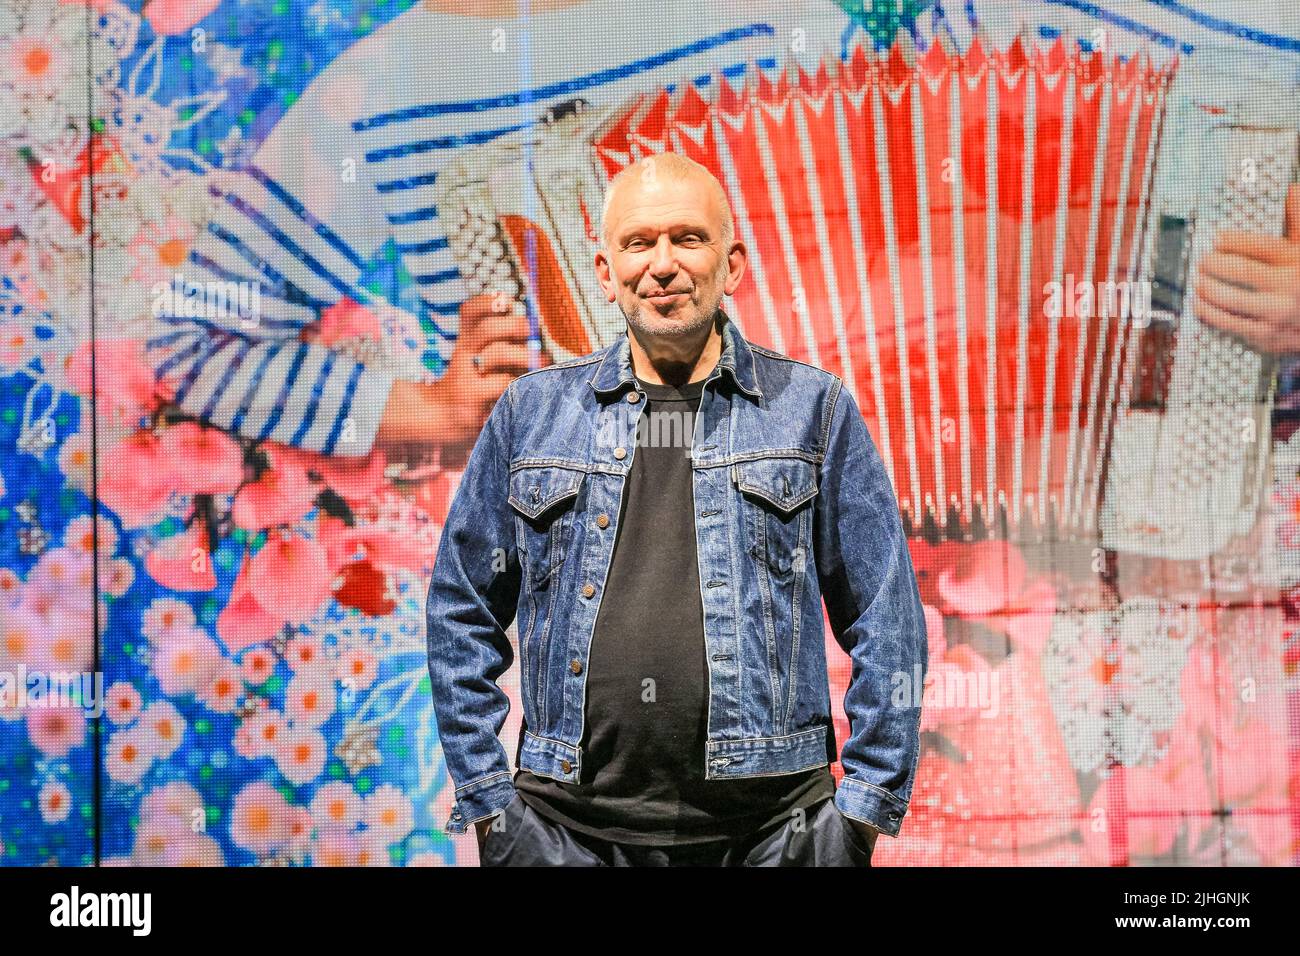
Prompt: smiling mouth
<box><xmin>644</xmin><ymin>291</ymin><xmax>688</xmax><ymax>301</ymax></box>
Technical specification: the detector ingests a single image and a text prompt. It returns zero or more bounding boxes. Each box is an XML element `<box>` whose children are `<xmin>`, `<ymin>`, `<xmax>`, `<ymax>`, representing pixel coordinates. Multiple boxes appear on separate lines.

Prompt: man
<box><xmin>424</xmin><ymin>151</ymin><xmax>928</xmax><ymax>866</ymax></box>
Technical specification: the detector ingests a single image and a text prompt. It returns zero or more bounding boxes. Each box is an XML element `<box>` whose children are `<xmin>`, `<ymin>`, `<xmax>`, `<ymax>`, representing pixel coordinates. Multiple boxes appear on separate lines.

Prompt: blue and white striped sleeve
<box><xmin>147</xmin><ymin>71</ymin><xmax>399</xmax><ymax>457</ymax></box>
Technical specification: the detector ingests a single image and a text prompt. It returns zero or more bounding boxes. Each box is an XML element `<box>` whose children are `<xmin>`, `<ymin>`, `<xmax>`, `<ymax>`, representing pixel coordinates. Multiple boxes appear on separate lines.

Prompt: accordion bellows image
<box><xmin>437</xmin><ymin>36</ymin><xmax>1292</xmax><ymax>555</ymax></box>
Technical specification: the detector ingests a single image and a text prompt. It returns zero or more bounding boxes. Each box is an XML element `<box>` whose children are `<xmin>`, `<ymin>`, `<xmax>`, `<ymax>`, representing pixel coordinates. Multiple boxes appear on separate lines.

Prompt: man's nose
<box><xmin>648</xmin><ymin>234</ymin><xmax>677</xmax><ymax>277</ymax></box>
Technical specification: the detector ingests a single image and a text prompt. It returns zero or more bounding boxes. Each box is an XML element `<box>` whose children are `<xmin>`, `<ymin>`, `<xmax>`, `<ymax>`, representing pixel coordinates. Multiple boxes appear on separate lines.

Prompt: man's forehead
<box><xmin>613</xmin><ymin>207</ymin><xmax>715</xmax><ymax>230</ymax></box>
<box><xmin>608</xmin><ymin>179</ymin><xmax>720</xmax><ymax>230</ymax></box>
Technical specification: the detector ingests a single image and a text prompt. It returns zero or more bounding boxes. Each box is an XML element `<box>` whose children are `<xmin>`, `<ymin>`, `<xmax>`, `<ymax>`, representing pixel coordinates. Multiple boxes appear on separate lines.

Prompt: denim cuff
<box><xmin>444</xmin><ymin>771</ymin><xmax>516</xmax><ymax>834</ymax></box>
<box><xmin>834</xmin><ymin>777</ymin><xmax>909</xmax><ymax>837</ymax></box>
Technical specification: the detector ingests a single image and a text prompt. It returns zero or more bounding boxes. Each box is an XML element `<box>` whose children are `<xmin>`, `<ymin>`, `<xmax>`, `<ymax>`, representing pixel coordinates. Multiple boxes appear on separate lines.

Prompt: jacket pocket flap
<box><xmin>508</xmin><ymin>465</ymin><xmax>585</xmax><ymax>520</ymax></box>
<box><xmin>732</xmin><ymin>457</ymin><xmax>819</xmax><ymax>513</ymax></box>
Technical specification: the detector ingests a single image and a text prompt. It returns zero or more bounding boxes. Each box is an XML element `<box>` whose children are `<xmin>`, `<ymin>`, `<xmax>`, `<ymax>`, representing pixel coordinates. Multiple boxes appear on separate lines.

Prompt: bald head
<box><xmin>599</xmin><ymin>153</ymin><xmax>734</xmax><ymax>251</ymax></box>
<box><xmin>593</xmin><ymin>150</ymin><xmax>747</xmax><ymax>344</ymax></box>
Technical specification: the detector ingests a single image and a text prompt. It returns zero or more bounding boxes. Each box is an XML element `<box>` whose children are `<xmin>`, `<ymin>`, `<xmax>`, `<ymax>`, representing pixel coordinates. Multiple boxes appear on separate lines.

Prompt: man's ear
<box><xmin>594</xmin><ymin>249</ymin><xmax>617</xmax><ymax>303</ymax></box>
<box><xmin>723</xmin><ymin>240</ymin><xmax>748</xmax><ymax>296</ymax></box>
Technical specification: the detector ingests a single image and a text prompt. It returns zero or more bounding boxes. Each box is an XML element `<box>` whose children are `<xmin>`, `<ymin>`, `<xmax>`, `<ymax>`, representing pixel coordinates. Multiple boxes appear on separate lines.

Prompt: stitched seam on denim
<box><xmin>509</xmin><ymin>458</ymin><xmax>589</xmax><ymax>472</ymax></box>
<box><xmin>762</xmin><ymin>502</ymin><xmax>781</xmax><ymax>732</ymax></box>
<box><xmin>454</xmin><ymin>769</ymin><xmax>513</xmax><ymax>797</ymax></box>
<box><xmin>515</xmin><ymin>352</ymin><xmax>603</xmax><ymax>387</ymax></box>
<box><xmin>727</xmin><ymin>394</ymin><xmax>744</xmax><ymax>764</ymax></box>
<box><xmin>546</xmin><ymin>517</ymin><xmax>559</xmax><ymax>583</ymax></box>
<box><xmin>521</xmin><ymin>604</ymin><xmax>539</xmax><ymax>732</ymax></box>
<box><xmin>528</xmin><ymin>352</ymin><xmax>604</xmax><ymax>373</ymax></box>
<box><xmin>706</xmin><ymin>757</ymin><xmax>830</xmax><ymax>780</ymax></box>
<box><xmin>501</xmin><ymin>380</ymin><xmax>516</xmax><ymax>465</ymax></box>
<box><xmin>746</xmin><ymin>342</ymin><xmax>807</xmax><ymax>367</ymax></box>
<box><xmin>906</xmin><ymin>701</ymin><xmax>923</xmax><ymax>805</ymax></box>
<box><xmin>690</xmin><ymin>407</ymin><xmax>717</xmax><ymax>787</ymax></box>
<box><xmin>523</xmin><ymin>728</ymin><xmax>574</xmax><ymax>753</ymax></box>
<box><xmin>725</xmin><ymin>392</ymin><xmax>743</xmax><ymax>737</ymax></box>
<box><xmin>735</xmin><ymin>455</ymin><xmax>819</xmax><ymax>501</ymax></box>
<box><xmin>507</xmin><ymin>494</ymin><xmax>582</xmax><ymax>524</ymax></box>
<box><xmin>507</xmin><ymin>469</ymin><xmax>585</xmax><ymax>522</ymax></box>
<box><xmin>714</xmin><ymin>767</ymin><xmax>825</xmax><ymax>780</ymax></box>
<box><xmin>736</xmin><ymin>481</ymin><xmax>819</xmax><ymax>513</ymax></box>
<box><xmin>738</xmin><ymin>487</ymin><xmax>819</xmax><ymax>510</ymax></box>
<box><xmin>516</xmin><ymin>515</ymin><xmax>538</xmax><ymax>733</ymax></box>
<box><xmin>706</xmin><ymin>725</ymin><xmax>827</xmax><ymax>748</ymax></box>
<box><xmin>821</xmin><ymin>376</ymin><xmax>843</xmax><ymax>457</ymax></box>
<box><xmin>840</xmin><ymin>776</ymin><xmax>909</xmax><ymax>810</ymax></box>
<box><xmin>713</xmin><ymin>768</ymin><xmax>826</xmax><ymax>781</ymax></box>
<box><xmin>727</xmin><ymin>449</ymin><xmax>824</xmax><ymax>468</ymax></box>
<box><xmin>784</xmin><ymin>507</ymin><xmax>807</xmax><ymax>735</ymax></box>
<box><xmin>747</xmin><ymin>343</ymin><xmax>839</xmax><ymax>383</ymax></box>
<box><xmin>536</xmin><ymin>559</ymin><xmax>560</xmax><ymax>728</ymax></box>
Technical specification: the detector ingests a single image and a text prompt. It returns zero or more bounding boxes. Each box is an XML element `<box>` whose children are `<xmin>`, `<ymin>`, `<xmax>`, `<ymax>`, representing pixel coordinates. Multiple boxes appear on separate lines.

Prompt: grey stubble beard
<box><xmin>616</xmin><ymin>256</ymin><xmax>729</xmax><ymax>339</ymax></box>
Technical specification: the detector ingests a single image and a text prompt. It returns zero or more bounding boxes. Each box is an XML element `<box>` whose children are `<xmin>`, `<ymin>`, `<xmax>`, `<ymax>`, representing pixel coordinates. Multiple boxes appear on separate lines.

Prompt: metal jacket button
<box><xmin>560</xmin><ymin>759</ymin><xmax>573</xmax><ymax>773</ymax></box>
<box><xmin>596</xmin><ymin>513</ymin><xmax>610</xmax><ymax>529</ymax></box>
<box><xmin>613</xmin><ymin>447</ymin><xmax>627</xmax><ymax>460</ymax></box>
<box><xmin>582</xmin><ymin>583</ymin><xmax>596</xmax><ymax>598</ymax></box>
<box><xmin>626</xmin><ymin>391</ymin><xmax>640</xmax><ymax>404</ymax></box>
<box><xmin>570</xmin><ymin>659</ymin><xmax>582</xmax><ymax>675</ymax></box>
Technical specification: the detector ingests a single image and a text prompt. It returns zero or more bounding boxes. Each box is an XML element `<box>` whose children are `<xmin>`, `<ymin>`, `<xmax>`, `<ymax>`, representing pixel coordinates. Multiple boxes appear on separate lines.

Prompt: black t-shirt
<box><xmin>513</xmin><ymin>373</ymin><xmax>834</xmax><ymax>845</ymax></box>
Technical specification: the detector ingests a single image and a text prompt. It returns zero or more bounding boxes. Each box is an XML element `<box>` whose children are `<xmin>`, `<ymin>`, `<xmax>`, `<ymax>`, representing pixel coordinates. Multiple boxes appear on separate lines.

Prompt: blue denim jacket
<box><xmin>425</xmin><ymin>312</ymin><xmax>928</xmax><ymax>838</ymax></box>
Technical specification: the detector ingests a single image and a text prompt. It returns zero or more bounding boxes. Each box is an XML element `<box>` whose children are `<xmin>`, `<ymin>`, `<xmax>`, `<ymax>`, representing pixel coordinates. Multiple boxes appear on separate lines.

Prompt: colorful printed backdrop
<box><xmin>1</xmin><ymin>0</ymin><xmax>1298</xmax><ymax>866</ymax></box>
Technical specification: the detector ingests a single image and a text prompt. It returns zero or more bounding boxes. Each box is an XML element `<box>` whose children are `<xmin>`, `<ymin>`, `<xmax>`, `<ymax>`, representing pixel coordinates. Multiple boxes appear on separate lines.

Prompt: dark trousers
<box><xmin>478</xmin><ymin>793</ymin><xmax>874</xmax><ymax>867</ymax></box>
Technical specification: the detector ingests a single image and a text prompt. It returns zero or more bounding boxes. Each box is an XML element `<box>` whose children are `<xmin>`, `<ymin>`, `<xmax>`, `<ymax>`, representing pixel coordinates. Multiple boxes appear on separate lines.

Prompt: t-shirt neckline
<box><xmin>635</xmin><ymin>376</ymin><xmax>708</xmax><ymax>401</ymax></box>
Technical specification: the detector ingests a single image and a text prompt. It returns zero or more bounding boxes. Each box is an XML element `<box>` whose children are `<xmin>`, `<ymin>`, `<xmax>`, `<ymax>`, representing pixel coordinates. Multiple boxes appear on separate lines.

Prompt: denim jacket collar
<box><xmin>587</xmin><ymin>308</ymin><xmax>765</xmax><ymax>404</ymax></box>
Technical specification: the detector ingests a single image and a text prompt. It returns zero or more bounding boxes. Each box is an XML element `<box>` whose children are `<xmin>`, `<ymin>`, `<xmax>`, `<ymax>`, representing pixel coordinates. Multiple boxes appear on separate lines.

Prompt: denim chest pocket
<box><xmin>732</xmin><ymin>456</ymin><xmax>819</xmax><ymax>577</ymax></box>
<box><xmin>507</xmin><ymin>465</ymin><xmax>586</xmax><ymax>588</ymax></box>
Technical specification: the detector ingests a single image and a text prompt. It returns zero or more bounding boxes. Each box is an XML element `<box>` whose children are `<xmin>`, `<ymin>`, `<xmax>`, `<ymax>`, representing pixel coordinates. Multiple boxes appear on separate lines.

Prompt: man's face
<box><xmin>595</xmin><ymin>172</ymin><xmax>743</xmax><ymax>338</ymax></box>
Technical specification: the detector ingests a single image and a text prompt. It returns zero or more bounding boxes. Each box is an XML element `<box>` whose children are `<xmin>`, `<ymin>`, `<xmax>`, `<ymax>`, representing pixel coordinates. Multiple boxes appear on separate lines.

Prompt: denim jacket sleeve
<box><xmin>425</xmin><ymin>384</ymin><xmax>522</xmax><ymax>834</ymax></box>
<box><xmin>815</xmin><ymin>379</ymin><xmax>928</xmax><ymax>838</ymax></box>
